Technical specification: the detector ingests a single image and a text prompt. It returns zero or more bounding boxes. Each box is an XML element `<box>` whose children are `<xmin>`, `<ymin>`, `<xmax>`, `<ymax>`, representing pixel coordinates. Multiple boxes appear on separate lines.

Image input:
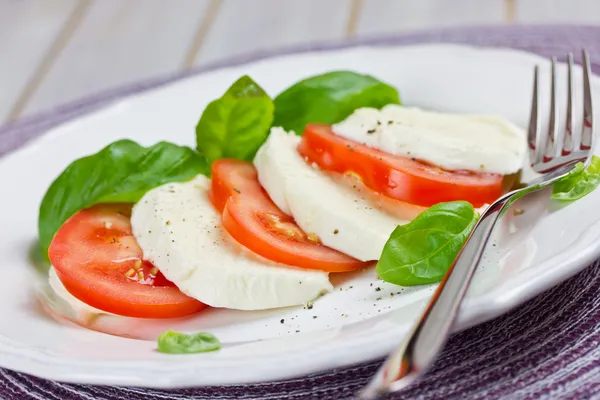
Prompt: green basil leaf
<box><xmin>196</xmin><ymin>75</ymin><xmax>274</xmax><ymax>165</ymax></box>
<box><xmin>157</xmin><ymin>330</ymin><xmax>221</xmax><ymax>354</ymax></box>
<box><xmin>376</xmin><ymin>201</ymin><xmax>478</xmax><ymax>286</ymax></box>
<box><xmin>551</xmin><ymin>155</ymin><xmax>600</xmax><ymax>201</ymax></box>
<box><xmin>38</xmin><ymin>140</ymin><xmax>208</xmax><ymax>259</ymax></box>
<box><xmin>273</xmin><ymin>70</ymin><xmax>401</xmax><ymax>135</ymax></box>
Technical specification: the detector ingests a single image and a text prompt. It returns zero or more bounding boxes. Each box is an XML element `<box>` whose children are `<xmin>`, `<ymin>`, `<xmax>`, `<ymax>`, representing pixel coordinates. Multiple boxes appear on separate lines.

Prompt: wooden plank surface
<box><xmin>0</xmin><ymin>0</ymin><xmax>79</xmax><ymax>123</ymax></box>
<box><xmin>515</xmin><ymin>0</ymin><xmax>600</xmax><ymax>23</ymax></box>
<box><xmin>21</xmin><ymin>0</ymin><xmax>212</xmax><ymax>117</ymax></box>
<box><xmin>0</xmin><ymin>0</ymin><xmax>599</xmax><ymax>124</ymax></box>
<box><xmin>193</xmin><ymin>0</ymin><xmax>351</xmax><ymax>66</ymax></box>
<box><xmin>355</xmin><ymin>0</ymin><xmax>506</xmax><ymax>36</ymax></box>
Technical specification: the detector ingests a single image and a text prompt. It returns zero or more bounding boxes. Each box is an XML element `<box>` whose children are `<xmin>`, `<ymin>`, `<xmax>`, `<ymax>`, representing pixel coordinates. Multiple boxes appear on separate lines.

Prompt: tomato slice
<box><xmin>211</xmin><ymin>159</ymin><xmax>367</xmax><ymax>272</ymax></box>
<box><xmin>48</xmin><ymin>204</ymin><xmax>206</xmax><ymax>318</ymax></box>
<box><xmin>298</xmin><ymin>124</ymin><xmax>503</xmax><ymax>208</ymax></box>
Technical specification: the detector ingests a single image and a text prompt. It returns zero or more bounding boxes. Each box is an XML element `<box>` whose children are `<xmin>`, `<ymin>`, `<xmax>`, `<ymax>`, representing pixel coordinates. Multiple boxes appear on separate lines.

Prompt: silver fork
<box><xmin>359</xmin><ymin>50</ymin><xmax>595</xmax><ymax>399</ymax></box>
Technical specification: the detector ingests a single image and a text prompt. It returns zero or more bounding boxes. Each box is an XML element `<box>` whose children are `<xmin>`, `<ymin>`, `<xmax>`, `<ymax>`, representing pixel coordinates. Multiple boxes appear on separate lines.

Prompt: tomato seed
<box><xmin>306</xmin><ymin>233</ymin><xmax>319</xmax><ymax>243</ymax></box>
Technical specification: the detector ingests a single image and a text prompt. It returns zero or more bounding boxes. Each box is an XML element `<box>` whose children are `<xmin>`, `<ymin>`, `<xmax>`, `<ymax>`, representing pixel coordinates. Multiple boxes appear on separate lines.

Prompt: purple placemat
<box><xmin>1</xmin><ymin>25</ymin><xmax>600</xmax><ymax>400</ymax></box>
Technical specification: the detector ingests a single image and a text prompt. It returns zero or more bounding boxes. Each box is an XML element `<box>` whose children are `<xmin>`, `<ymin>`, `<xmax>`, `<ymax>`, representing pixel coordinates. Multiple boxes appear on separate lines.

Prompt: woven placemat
<box><xmin>1</xmin><ymin>25</ymin><xmax>599</xmax><ymax>400</ymax></box>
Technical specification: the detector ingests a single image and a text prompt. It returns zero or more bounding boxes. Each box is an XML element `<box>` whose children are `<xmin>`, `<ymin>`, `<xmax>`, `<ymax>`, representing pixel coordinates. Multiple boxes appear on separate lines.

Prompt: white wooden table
<box><xmin>2</xmin><ymin>0</ymin><xmax>599</xmax><ymax>126</ymax></box>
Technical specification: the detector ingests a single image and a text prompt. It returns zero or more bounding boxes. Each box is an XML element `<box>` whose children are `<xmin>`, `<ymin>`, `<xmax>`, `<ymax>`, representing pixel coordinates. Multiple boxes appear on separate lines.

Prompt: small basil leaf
<box><xmin>551</xmin><ymin>155</ymin><xmax>600</xmax><ymax>201</ymax></box>
<box><xmin>376</xmin><ymin>201</ymin><xmax>478</xmax><ymax>286</ymax></box>
<box><xmin>38</xmin><ymin>140</ymin><xmax>208</xmax><ymax>260</ymax></box>
<box><xmin>273</xmin><ymin>70</ymin><xmax>401</xmax><ymax>135</ymax></box>
<box><xmin>196</xmin><ymin>75</ymin><xmax>274</xmax><ymax>165</ymax></box>
<box><xmin>157</xmin><ymin>330</ymin><xmax>221</xmax><ymax>354</ymax></box>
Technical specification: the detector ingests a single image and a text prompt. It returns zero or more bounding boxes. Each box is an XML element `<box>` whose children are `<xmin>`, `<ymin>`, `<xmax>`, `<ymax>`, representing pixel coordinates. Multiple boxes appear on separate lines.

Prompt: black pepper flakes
<box><xmin>367</xmin><ymin>129</ymin><xmax>376</xmax><ymax>134</ymax></box>
<box><xmin>376</xmin><ymin>297</ymin><xmax>382</xmax><ymax>301</ymax></box>
<box><xmin>280</xmin><ymin>319</ymin><xmax>284</xmax><ymax>324</ymax></box>
<box><xmin>333</xmin><ymin>229</ymin><xmax>339</xmax><ymax>235</ymax></box>
<box><xmin>387</xmin><ymin>120</ymin><xmax>394</xmax><ymax>125</ymax></box>
<box><xmin>233</xmin><ymin>188</ymin><xmax>241</xmax><ymax>194</ymax></box>
<box><xmin>375</xmin><ymin>287</ymin><xmax>381</xmax><ymax>292</ymax></box>
<box><xmin>295</xmin><ymin>330</ymin><xmax>300</xmax><ymax>333</ymax></box>
<box><xmin>165</xmin><ymin>220</ymin><xmax>171</xmax><ymax>226</ymax></box>
<box><xmin>313</xmin><ymin>316</ymin><xmax>317</xmax><ymax>319</ymax></box>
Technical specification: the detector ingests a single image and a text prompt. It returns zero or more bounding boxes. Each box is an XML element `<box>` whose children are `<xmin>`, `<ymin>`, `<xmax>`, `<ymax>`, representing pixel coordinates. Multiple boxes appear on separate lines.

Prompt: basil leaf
<box><xmin>157</xmin><ymin>330</ymin><xmax>221</xmax><ymax>354</ymax></box>
<box><xmin>376</xmin><ymin>201</ymin><xmax>478</xmax><ymax>286</ymax></box>
<box><xmin>196</xmin><ymin>75</ymin><xmax>274</xmax><ymax>165</ymax></box>
<box><xmin>551</xmin><ymin>155</ymin><xmax>600</xmax><ymax>201</ymax></box>
<box><xmin>38</xmin><ymin>140</ymin><xmax>208</xmax><ymax>259</ymax></box>
<box><xmin>273</xmin><ymin>71</ymin><xmax>401</xmax><ymax>135</ymax></box>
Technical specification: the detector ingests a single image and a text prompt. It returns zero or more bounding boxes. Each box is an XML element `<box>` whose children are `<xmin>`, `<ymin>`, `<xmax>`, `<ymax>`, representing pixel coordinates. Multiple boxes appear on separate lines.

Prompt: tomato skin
<box><xmin>211</xmin><ymin>159</ymin><xmax>368</xmax><ymax>271</ymax></box>
<box><xmin>298</xmin><ymin>124</ymin><xmax>503</xmax><ymax>208</ymax></box>
<box><xmin>49</xmin><ymin>204</ymin><xmax>206</xmax><ymax>318</ymax></box>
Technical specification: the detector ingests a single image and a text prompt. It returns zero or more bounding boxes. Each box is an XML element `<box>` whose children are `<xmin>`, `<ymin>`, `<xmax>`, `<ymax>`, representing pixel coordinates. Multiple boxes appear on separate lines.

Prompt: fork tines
<box><xmin>528</xmin><ymin>49</ymin><xmax>594</xmax><ymax>172</ymax></box>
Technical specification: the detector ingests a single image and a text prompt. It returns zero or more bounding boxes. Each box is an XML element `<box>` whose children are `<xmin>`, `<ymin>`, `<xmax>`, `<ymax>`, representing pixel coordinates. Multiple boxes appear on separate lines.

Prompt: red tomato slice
<box><xmin>211</xmin><ymin>159</ymin><xmax>367</xmax><ymax>271</ymax></box>
<box><xmin>298</xmin><ymin>124</ymin><xmax>503</xmax><ymax>208</ymax></box>
<box><xmin>49</xmin><ymin>204</ymin><xmax>206</xmax><ymax>318</ymax></box>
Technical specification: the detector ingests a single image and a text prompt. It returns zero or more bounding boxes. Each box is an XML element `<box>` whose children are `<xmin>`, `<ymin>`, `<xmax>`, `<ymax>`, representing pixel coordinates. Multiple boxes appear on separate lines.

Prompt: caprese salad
<box><xmin>37</xmin><ymin>70</ymin><xmax>599</xmax><ymax>351</ymax></box>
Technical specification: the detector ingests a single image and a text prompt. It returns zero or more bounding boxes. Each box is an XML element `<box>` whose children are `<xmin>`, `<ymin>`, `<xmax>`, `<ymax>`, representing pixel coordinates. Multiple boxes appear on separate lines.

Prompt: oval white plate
<box><xmin>0</xmin><ymin>44</ymin><xmax>599</xmax><ymax>388</ymax></box>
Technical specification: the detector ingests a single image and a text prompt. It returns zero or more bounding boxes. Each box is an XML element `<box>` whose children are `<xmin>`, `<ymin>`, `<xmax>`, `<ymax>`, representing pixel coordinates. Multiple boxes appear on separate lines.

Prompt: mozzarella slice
<box><xmin>332</xmin><ymin>105</ymin><xmax>527</xmax><ymax>175</ymax></box>
<box><xmin>131</xmin><ymin>176</ymin><xmax>332</xmax><ymax>310</ymax></box>
<box><xmin>254</xmin><ymin>127</ymin><xmax>408</xmax><ymax>262</ymax></box>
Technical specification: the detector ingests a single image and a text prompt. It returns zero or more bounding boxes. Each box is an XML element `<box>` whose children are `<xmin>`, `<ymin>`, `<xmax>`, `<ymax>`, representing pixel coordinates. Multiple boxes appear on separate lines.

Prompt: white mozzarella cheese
<box><xmin>254</xmin><ymin>127</ymin><xmax>408</xmax><ymax>262</ymax></box>
<box><xmin>332</xmin><ymin>104</ymin><xmax>526</xmax><ymax>175</ymax></box>
<box><xmin>131</xmin><ymin>175</ymin><xmax>333</xmax><ymax>310</ymax></box>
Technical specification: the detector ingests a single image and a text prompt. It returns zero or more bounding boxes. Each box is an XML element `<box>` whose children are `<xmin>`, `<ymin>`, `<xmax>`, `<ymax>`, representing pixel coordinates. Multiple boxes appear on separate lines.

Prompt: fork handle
<box><xmin>360</xmin><ymin>194</ymin><xmax>513</xmax><ymax>399</ymax></box>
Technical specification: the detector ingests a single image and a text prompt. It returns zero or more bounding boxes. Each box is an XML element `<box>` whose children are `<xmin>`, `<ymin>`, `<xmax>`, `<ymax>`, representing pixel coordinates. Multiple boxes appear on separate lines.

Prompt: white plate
<box><xmin>0</xmin><ymin>44</ymin><xmax>599</xmax><ymax>388</ymax></box>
